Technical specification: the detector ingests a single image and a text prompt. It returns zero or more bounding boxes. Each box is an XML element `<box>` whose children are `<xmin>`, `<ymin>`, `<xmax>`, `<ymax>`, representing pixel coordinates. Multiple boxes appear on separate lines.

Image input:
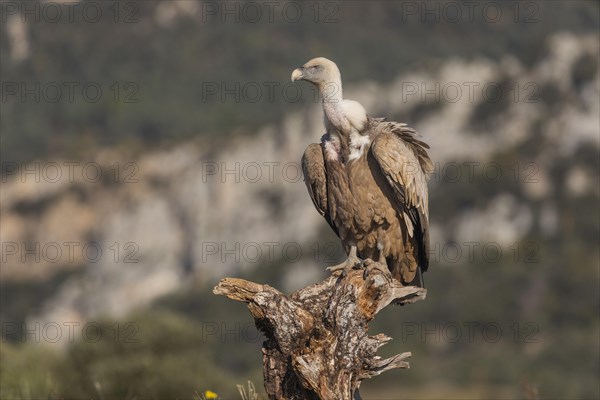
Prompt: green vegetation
<box><xmin>1</xmin><ymin>309</ymin><xmax>265</xmax><ymax>400</ymax></box>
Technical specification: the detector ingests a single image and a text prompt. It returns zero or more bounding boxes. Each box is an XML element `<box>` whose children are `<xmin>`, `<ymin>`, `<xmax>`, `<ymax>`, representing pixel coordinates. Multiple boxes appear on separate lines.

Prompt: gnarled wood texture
<box><xmin>213</xmin><ymin>261</ymin><xmax>426</xmax><ymax>400</ymax></box>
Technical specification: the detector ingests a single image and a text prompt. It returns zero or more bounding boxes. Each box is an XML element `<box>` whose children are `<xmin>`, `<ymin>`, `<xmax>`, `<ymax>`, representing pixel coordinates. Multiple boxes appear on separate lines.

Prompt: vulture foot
<box><xmin>362</xmin><ymin>258</ymin><xmax>390</xmax><ymax>280</ymax></box>
<box><xmin>326</xmin><ymin>246</ymin><xmax>362</xmax><ymax>276</ymax></box>
<box><xmin>326</xmin><ymin>255</ymin><xmax>362</xmax><ymax>275</ymax></box>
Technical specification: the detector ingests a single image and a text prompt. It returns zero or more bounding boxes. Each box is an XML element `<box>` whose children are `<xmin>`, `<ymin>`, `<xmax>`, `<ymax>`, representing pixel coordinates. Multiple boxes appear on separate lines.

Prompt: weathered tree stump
<box><xmin>213</xmin><ymin>261</ymin><xmax>427</xmax><ymax>400</ymax></box>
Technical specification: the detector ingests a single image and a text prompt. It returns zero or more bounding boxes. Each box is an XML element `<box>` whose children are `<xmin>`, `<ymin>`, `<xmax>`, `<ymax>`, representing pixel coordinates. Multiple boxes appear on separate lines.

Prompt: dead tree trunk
<box><xmin>213</xmin><ymin>261</ymin><xmax>426</xmax><ymax>400</ymax></box>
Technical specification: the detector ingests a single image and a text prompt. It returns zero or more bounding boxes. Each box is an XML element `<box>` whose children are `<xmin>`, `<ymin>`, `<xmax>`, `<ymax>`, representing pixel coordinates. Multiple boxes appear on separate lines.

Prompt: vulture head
<box><xmin>291</xmin><ymin>57</ymin><xmax>341</xmax><ymax>91</ymax></box>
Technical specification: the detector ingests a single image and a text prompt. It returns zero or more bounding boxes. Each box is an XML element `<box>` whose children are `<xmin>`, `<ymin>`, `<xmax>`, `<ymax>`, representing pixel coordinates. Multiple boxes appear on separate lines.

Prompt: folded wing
<box><xmin>301</xmin><ymin>143</ymin><xmax>339</xmax><ymax>236</ymax></box>
<box><xmin>370</xmin><ymin>122</ymin><xmax>433</xmax><ymax>272</ymax></box>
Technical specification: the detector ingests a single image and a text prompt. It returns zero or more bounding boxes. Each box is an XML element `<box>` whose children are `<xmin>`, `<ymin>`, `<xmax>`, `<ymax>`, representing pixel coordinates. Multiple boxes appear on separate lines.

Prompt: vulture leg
<box><xmin>326</xmin><ymin>245</ymin><xmax>362</xmax><ymax>274</ymax></box>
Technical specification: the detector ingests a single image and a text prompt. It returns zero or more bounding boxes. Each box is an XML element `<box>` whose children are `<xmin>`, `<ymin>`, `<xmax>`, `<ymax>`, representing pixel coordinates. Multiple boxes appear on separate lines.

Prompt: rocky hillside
<box><xmin>1</xmin><ymin>32</ymin><xmax>598</xmax><ymax>342</ymax></box>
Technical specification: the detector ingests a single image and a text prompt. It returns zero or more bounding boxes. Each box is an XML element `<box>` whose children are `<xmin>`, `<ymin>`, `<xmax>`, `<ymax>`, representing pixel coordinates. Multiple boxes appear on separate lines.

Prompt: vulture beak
<box><xmin>291</xmin><ymin>68</ymin><xmax>304</xmax><ymax>82</ymax></box>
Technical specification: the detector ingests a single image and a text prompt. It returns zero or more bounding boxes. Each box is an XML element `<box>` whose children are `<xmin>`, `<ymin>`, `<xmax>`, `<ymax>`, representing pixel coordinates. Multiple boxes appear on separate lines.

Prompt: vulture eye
<box><xmin>310</xmin><ymin>65</ymin><xmax>320</xmax><ymax>71</ymax></box>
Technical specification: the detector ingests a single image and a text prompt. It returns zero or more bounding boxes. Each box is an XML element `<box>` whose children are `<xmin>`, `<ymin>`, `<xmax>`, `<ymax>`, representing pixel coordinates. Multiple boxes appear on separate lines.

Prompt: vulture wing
<box><xmin>301</xmin><ymin>143</ymin><xmax>339</xmax><ymax>236</ymax></box>
<box><xmin>370</xmin><ymin>122</ymin><xmax>433</xmax><ymax>271</ymax></box>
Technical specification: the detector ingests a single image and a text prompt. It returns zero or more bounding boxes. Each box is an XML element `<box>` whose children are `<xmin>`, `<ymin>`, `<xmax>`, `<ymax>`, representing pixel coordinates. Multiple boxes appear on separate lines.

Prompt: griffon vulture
<box><xmin>292</xmin><ymin>57</ymin><xmax>433</xmax><ymax>287</ymax></box>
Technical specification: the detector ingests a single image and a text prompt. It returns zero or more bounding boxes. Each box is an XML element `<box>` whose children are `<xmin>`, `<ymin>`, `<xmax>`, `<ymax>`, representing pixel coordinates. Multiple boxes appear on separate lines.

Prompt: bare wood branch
<box><xmin>213</xmin><ymin>261</ymin><xmax>427</xmax><ymax>400</ymax></box>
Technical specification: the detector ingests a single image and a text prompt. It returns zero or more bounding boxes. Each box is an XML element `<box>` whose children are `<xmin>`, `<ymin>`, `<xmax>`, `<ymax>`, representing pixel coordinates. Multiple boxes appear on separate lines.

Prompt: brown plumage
<box><xmin>294</xmin><ymin>58</ymin><xmax>433</xmax><ymax>286</ymax></box>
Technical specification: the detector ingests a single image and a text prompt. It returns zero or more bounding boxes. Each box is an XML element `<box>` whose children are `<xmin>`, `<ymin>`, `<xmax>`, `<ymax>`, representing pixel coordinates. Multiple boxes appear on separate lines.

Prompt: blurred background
<box><xmin>1</xmin><ymin>1</ymin><xmax>599</xmax><ymax>399</ymax></box>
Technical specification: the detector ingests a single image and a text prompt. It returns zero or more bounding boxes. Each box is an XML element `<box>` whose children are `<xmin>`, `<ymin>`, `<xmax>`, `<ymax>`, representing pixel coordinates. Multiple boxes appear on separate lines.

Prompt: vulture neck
<box><xmin>320</xmin><ymin>78</ymin><xmax>350</xmax><ymax>137</ymax></box>
<box><xmin>320</xmin><ymin>78</ymin><xmax>351</xmax><ymax>162</ymax></box>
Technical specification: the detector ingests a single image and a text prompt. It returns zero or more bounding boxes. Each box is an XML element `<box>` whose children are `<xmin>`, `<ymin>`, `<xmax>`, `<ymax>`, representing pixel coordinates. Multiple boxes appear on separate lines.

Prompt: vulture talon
<box><xmin>325</xmin><ymin>255</ymin><xmax>362</xmax><ymax>275</ymax></box>
<box><xmin>363</xmin><ymin>258</ymin><xmax>376</xmax><ymax>267</ymax></box>
<box><xmin>325</xmin><ymin>245</ymin><xmax>362</xmax><ymax>276</ymax></box>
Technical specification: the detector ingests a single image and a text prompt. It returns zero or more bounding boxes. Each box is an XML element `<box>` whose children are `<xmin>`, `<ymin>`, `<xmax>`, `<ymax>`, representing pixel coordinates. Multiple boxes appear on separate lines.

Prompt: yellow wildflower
<box><xmin>204</xmin><ymin>390</ymin><xmax>218</xmax><ymax>399</ymax></box>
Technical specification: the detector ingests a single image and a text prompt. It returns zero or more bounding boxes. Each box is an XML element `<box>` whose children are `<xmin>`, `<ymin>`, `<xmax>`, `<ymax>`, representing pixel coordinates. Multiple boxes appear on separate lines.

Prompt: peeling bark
<box><xmin>213</xmin><ymin>261</ymin><xmax>426</xmax><ymax>400</ymax></box>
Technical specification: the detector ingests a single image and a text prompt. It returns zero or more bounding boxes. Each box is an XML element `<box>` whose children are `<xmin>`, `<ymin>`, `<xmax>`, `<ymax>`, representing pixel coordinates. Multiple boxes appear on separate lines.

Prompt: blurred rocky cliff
<box><xmin>1</xmin><ymin>32</ymin><xmax>598</xmax><ymax>343</ymax></box>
